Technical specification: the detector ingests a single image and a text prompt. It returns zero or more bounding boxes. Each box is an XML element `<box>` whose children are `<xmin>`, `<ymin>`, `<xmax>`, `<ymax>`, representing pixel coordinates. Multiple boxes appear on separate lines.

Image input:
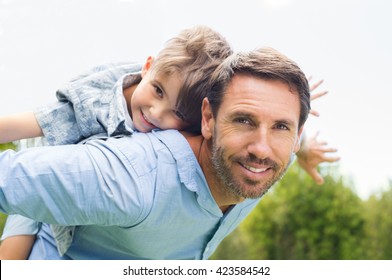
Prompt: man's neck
<box><xmin>181</xmin><ymin>132</ymin><xmax>244</xmax><ymax>213</ymax></box>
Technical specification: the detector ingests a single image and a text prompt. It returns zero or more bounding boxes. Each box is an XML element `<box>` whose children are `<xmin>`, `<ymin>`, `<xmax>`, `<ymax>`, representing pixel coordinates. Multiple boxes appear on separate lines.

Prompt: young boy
<box><xmin>0</xmin><ymin>25</ymin><xmax>234</xmax><ymax>259</ymax></box>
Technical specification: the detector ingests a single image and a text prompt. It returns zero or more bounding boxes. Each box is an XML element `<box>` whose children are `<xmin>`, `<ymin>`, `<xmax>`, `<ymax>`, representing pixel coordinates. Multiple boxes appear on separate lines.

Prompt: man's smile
<box><xmin>240</xmin><ymin>163</ymin><xmax>269</xmax><ymax>173</ymax></box>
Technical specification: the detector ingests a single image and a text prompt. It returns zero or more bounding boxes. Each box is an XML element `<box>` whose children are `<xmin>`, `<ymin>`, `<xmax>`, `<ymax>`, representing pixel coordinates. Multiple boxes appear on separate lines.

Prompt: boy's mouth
<box><xmin>141</xmin><ymin>111</ymin><xmax>156</xmax><ymax>128</ymax></box>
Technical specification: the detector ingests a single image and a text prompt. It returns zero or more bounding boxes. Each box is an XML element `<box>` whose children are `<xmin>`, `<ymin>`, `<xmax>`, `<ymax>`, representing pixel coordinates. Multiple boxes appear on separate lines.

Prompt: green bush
<box><xmin>362</xmin><ymin>182</ymin><xmax>392</xmax><ymax>259</ymax></box>
<box><xmin>0</xmin><ymin>142</ymin><xmax>16</xmax><ymax>151</ymax></box>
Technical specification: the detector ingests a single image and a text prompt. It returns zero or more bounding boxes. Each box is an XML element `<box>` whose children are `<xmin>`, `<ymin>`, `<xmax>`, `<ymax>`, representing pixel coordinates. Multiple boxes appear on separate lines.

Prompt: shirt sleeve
<box><xmin>34</xmin><ymin>101</ymin><xmax>84</xmax><ymax>145</ymax></box>
<box><xmin>0</xmin><ymin>138</ymin><xmax>149</xmax><ymax>227</ymax></box>
<box><xmin>34</xmin><ymin>63</ymin><xmax>141</xmax><ymax>145</ymax></box>
<box><xmin>1</xmin><ymin>214</ymin><xmax>41</xmax><ymax>240</ymax></box>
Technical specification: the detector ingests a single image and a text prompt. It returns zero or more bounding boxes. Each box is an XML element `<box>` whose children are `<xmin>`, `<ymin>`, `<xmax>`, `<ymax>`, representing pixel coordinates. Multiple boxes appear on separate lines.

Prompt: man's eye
<box><xmin>153</xmin><ymin>85</ymin><xmax>163</xmax><ymax>98</ymax></box>
<box><xmin>234</xmin><ymin>117</ymin><xmax>251</xmax><ymax>125</ymax></box>
<box><xmin>276</xmin><ymin>123</ymin><xmax>289</xmax><ymax>130</ymax></box>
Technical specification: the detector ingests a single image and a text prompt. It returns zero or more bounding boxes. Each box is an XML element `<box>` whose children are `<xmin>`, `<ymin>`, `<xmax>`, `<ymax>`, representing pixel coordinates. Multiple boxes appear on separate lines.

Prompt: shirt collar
<box><xmin>151</xmin><ymin>130</ymin><xmax>198</xmax><ymax>190</ymax></box>
<box><xmin>151</xmin><ymin>130</ymin><xmax>223</xmax><ymax>216</ymax></box>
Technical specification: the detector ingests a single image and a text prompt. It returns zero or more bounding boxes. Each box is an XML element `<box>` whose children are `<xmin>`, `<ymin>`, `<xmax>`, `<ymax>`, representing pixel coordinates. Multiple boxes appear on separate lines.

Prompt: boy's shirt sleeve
<box><xmin>34</xmin><ymin>63</ymin><xmax>141</xmax><ymax>145</ymax></box>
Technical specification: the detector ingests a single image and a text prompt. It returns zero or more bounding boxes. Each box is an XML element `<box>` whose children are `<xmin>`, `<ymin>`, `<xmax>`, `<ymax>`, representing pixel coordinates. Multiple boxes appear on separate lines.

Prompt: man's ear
<box><xmin>201</xmin><ymin>98</ymin><xmax>215</xmax><ymax>140</ymax></box>
<box><xmin>294</xmin><ymin>126</ymin><xmax>305</xmax><ymax>154</ymax></box>
<box><xmin>141</xmin><ymin>56</ymin><xmax>155</xmax><ymax>77</ymax></box>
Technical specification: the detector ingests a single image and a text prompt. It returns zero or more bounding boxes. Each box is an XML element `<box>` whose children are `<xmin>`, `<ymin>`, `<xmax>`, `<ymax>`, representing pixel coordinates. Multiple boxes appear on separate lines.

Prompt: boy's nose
<box><xmin>149</xmin><ymin>106</ymin><xmax>164</xmax><ymax>122</ymax></box>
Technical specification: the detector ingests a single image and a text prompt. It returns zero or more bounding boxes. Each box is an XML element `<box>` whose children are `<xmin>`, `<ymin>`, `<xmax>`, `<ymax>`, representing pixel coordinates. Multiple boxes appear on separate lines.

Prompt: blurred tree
<box><xmin>0</xmin><ymin>212</ymin><xmax>6</xmax><ymax>237</ymax></box>
<box><xmin>363</xmin><ymin>181</ymin><xmax>392</xmax><ymax>259</ymax></box>
<box><xmin>0</xmin><ymin>142</ymin><xmax>16</xmax><ymax>151</ymax></box>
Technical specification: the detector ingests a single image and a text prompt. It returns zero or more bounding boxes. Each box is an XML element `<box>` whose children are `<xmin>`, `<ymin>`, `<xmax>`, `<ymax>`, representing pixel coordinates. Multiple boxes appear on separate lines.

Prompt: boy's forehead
<box><xmin>151</xmin><ymin>68</ymin><xmax>182</xmax><ymax>82</ymax></box>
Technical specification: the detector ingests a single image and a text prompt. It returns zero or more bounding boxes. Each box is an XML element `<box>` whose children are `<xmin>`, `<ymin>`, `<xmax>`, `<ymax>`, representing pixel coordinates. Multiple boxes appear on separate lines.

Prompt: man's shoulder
<box><xmin>134</xmin><ymin>130</ymin><xmax>195</xmax><ymax>161</ymax></box>
<box><xmin>105</xmin><ymin>130</ymin><xmax>187</xmax><ymax>157</ymax></box>
<box><xmin>127</xmin><ymin>129</ymin><xmax>183</xmax><ymax>143</ymax></box>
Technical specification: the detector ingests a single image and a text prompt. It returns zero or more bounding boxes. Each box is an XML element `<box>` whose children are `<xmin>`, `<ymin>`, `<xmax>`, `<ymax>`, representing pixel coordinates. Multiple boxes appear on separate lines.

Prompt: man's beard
<box><xmin>210</xmin><ymin>142</ymin><xmax>291</xmax><ymax>199</ymax></box>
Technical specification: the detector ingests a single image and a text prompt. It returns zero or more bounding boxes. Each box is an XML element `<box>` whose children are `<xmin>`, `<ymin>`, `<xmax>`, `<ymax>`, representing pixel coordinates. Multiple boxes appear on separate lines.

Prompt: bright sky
<box><xmin>0</xmin><ymin>0</ymin><xmax>391</xmax><ymax>199</ymax></box>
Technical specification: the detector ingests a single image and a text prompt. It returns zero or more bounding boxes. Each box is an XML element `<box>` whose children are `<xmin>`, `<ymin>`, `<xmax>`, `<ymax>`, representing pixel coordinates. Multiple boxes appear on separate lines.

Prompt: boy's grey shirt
<box><xmin>35</xmin><ymin>62</ymin><xmax>142</xmax><ymax>145</ymax></box>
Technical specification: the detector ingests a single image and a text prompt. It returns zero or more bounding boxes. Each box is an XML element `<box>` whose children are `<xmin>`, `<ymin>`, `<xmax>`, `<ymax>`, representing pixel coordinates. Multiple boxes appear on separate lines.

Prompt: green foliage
<box><xmin>0</xmin><ymin>142</ymin><xmax>16</xmax><ymax>151</ymax></box>
<box><xmin>362</xmin><ymin>182</ymin><xmax>392</xmax><ymax>259</ymax></box>
<box><xmin>0</xmin><ymin>213</ymin><xmax>7</xmax><ymax>237</ymax></box>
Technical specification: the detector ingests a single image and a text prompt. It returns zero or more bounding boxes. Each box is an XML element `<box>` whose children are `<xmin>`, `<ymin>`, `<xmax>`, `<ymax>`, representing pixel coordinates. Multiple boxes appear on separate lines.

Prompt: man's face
<box><xmin>203</xmin><ymin>74</ymin><xmax>303</xmax><ymax>200</ymax></box>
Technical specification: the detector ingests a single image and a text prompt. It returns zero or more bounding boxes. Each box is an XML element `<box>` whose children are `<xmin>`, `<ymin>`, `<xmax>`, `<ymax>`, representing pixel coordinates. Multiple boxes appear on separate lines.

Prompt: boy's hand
<box><xmin>308</xmin><ymin>77</ymin><xmax>328</xmax><ymax>117</ymax></box>
<box><xmin>296</xmin><ymin>131</ymin><xmax>340</xmax><ymax>185</ymax></box>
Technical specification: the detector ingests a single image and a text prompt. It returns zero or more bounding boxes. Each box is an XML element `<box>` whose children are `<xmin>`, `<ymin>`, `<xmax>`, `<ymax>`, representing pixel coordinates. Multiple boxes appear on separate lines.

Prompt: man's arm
<box><xmin>0</xmin><ymin>112</ymin><xmax>43</xmax><ymax>143</ymax></box>
<box><xmin>0</xmin><ymin>138</ymin><xmax>145</xmax><ymax>226</ymax></box>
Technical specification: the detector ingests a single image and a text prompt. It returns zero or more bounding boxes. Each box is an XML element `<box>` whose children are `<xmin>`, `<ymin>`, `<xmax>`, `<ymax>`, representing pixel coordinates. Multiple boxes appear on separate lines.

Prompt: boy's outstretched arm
<box><xmin>0</xmin><ymin>112</ymin><xmax>43</xmax><ymax>143</ymax></box>
<box><xmin>295</xmin><ymin>77</ymin><xmax>340</xmax><ymax>184</ymax></box>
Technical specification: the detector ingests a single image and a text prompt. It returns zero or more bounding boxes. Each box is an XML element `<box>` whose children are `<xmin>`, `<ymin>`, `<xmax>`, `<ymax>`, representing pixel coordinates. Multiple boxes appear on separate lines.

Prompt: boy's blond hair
<box><xmin>150</xmin><ymin>26</ymin><xmax>232</xmax><ymax>134</ymax></box>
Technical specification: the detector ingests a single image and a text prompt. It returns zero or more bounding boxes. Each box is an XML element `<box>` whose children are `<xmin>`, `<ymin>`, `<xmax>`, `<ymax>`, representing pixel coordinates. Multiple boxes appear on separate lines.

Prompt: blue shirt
<box><xmin>0</xmin><ymin>130</ymin><xmax>260</xmax><ymax>259</ymax></box>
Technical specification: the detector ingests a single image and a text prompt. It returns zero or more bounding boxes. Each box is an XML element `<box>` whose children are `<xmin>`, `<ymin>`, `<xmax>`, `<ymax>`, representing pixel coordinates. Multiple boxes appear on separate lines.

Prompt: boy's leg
<box><xmin>0</xmin><ymin>235</ymin><xmax>36</xmax><ymax>260</ymax></box>
<box><xmin>0</xmin><ymin>214</ymin><xmax>41</xmax><ymax>260</ymax></box>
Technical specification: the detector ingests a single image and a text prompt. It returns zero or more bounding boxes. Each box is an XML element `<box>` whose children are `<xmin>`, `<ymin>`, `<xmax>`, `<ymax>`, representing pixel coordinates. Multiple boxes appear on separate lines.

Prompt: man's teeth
<box><xmin>243</xmin><ymin>164</ymin><xmax>267</xmax><ymax>173</ymax></box>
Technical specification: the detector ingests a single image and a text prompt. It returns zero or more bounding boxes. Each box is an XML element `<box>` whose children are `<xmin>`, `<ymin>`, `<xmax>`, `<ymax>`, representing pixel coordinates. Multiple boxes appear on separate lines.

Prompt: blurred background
<box><xmin>1</xmin><ymin>0</ymin><xmax>391</xmax><ymax>259</ymax></box>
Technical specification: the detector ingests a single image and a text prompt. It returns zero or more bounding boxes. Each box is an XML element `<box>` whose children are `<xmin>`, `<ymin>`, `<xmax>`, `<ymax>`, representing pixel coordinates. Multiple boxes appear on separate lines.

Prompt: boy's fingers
<box><xmin>310</xmin><ymin>90</ymin><xmax>328</xmax><ymax>101</ymax></box>
<box><xmin>309</xmin><ymin>79</ymin><xmax>324</xmax><ymax>91</ymax></box>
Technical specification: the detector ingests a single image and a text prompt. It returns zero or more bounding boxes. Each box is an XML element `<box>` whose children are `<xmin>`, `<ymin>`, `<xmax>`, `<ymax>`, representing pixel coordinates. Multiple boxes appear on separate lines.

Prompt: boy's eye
<box><xmin>153</xmin><ymin>85</ymin><xmax>163</xmax><ymax>98</ymax></box>
<box><xmin>173</xmin><ymin>110</ymin><xmax>185</xmax><ymax>121</ymax></box>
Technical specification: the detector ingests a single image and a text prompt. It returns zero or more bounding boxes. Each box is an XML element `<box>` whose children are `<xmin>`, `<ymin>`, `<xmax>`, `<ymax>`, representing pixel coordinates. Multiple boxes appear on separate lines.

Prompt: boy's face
<box><xmin>130</xmin><ymin>68</ymin><xmax>187</xmax><ymax>133</ymax></box>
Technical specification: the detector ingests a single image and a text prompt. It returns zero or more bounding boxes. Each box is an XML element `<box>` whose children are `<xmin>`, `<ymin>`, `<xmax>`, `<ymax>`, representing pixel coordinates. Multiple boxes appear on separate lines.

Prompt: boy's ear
<box><xmin>141</xmin><ymin>56</ymin><xmax>155</xmax><ymax>77</ymax></box>
<box><xmin>201</xmin><ymin>98</ymin><xmax>215</xmax><ymax>140</ymax></box>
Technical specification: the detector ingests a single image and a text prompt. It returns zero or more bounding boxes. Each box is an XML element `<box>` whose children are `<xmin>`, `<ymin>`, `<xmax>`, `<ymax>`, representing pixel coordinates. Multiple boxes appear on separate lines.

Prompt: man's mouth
<box><xmin>241</xmin><ymin>163</ymin><xmax>269</xmax><ymax>173</ymax></box>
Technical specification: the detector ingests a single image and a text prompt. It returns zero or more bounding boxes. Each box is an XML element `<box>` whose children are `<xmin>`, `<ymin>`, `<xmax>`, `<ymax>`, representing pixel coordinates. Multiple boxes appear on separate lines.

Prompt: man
<box><xmin>0</xmin><ymin>47</ymin><xmax>310</xmax><ymax>259</ymax></box>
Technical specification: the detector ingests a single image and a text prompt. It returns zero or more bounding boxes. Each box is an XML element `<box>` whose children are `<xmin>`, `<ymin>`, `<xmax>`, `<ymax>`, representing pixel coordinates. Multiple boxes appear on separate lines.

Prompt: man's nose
<box><xmin>247</xmin><ymin>128</ymin><xmax>273</xmax><ymax>160</ymax></box>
